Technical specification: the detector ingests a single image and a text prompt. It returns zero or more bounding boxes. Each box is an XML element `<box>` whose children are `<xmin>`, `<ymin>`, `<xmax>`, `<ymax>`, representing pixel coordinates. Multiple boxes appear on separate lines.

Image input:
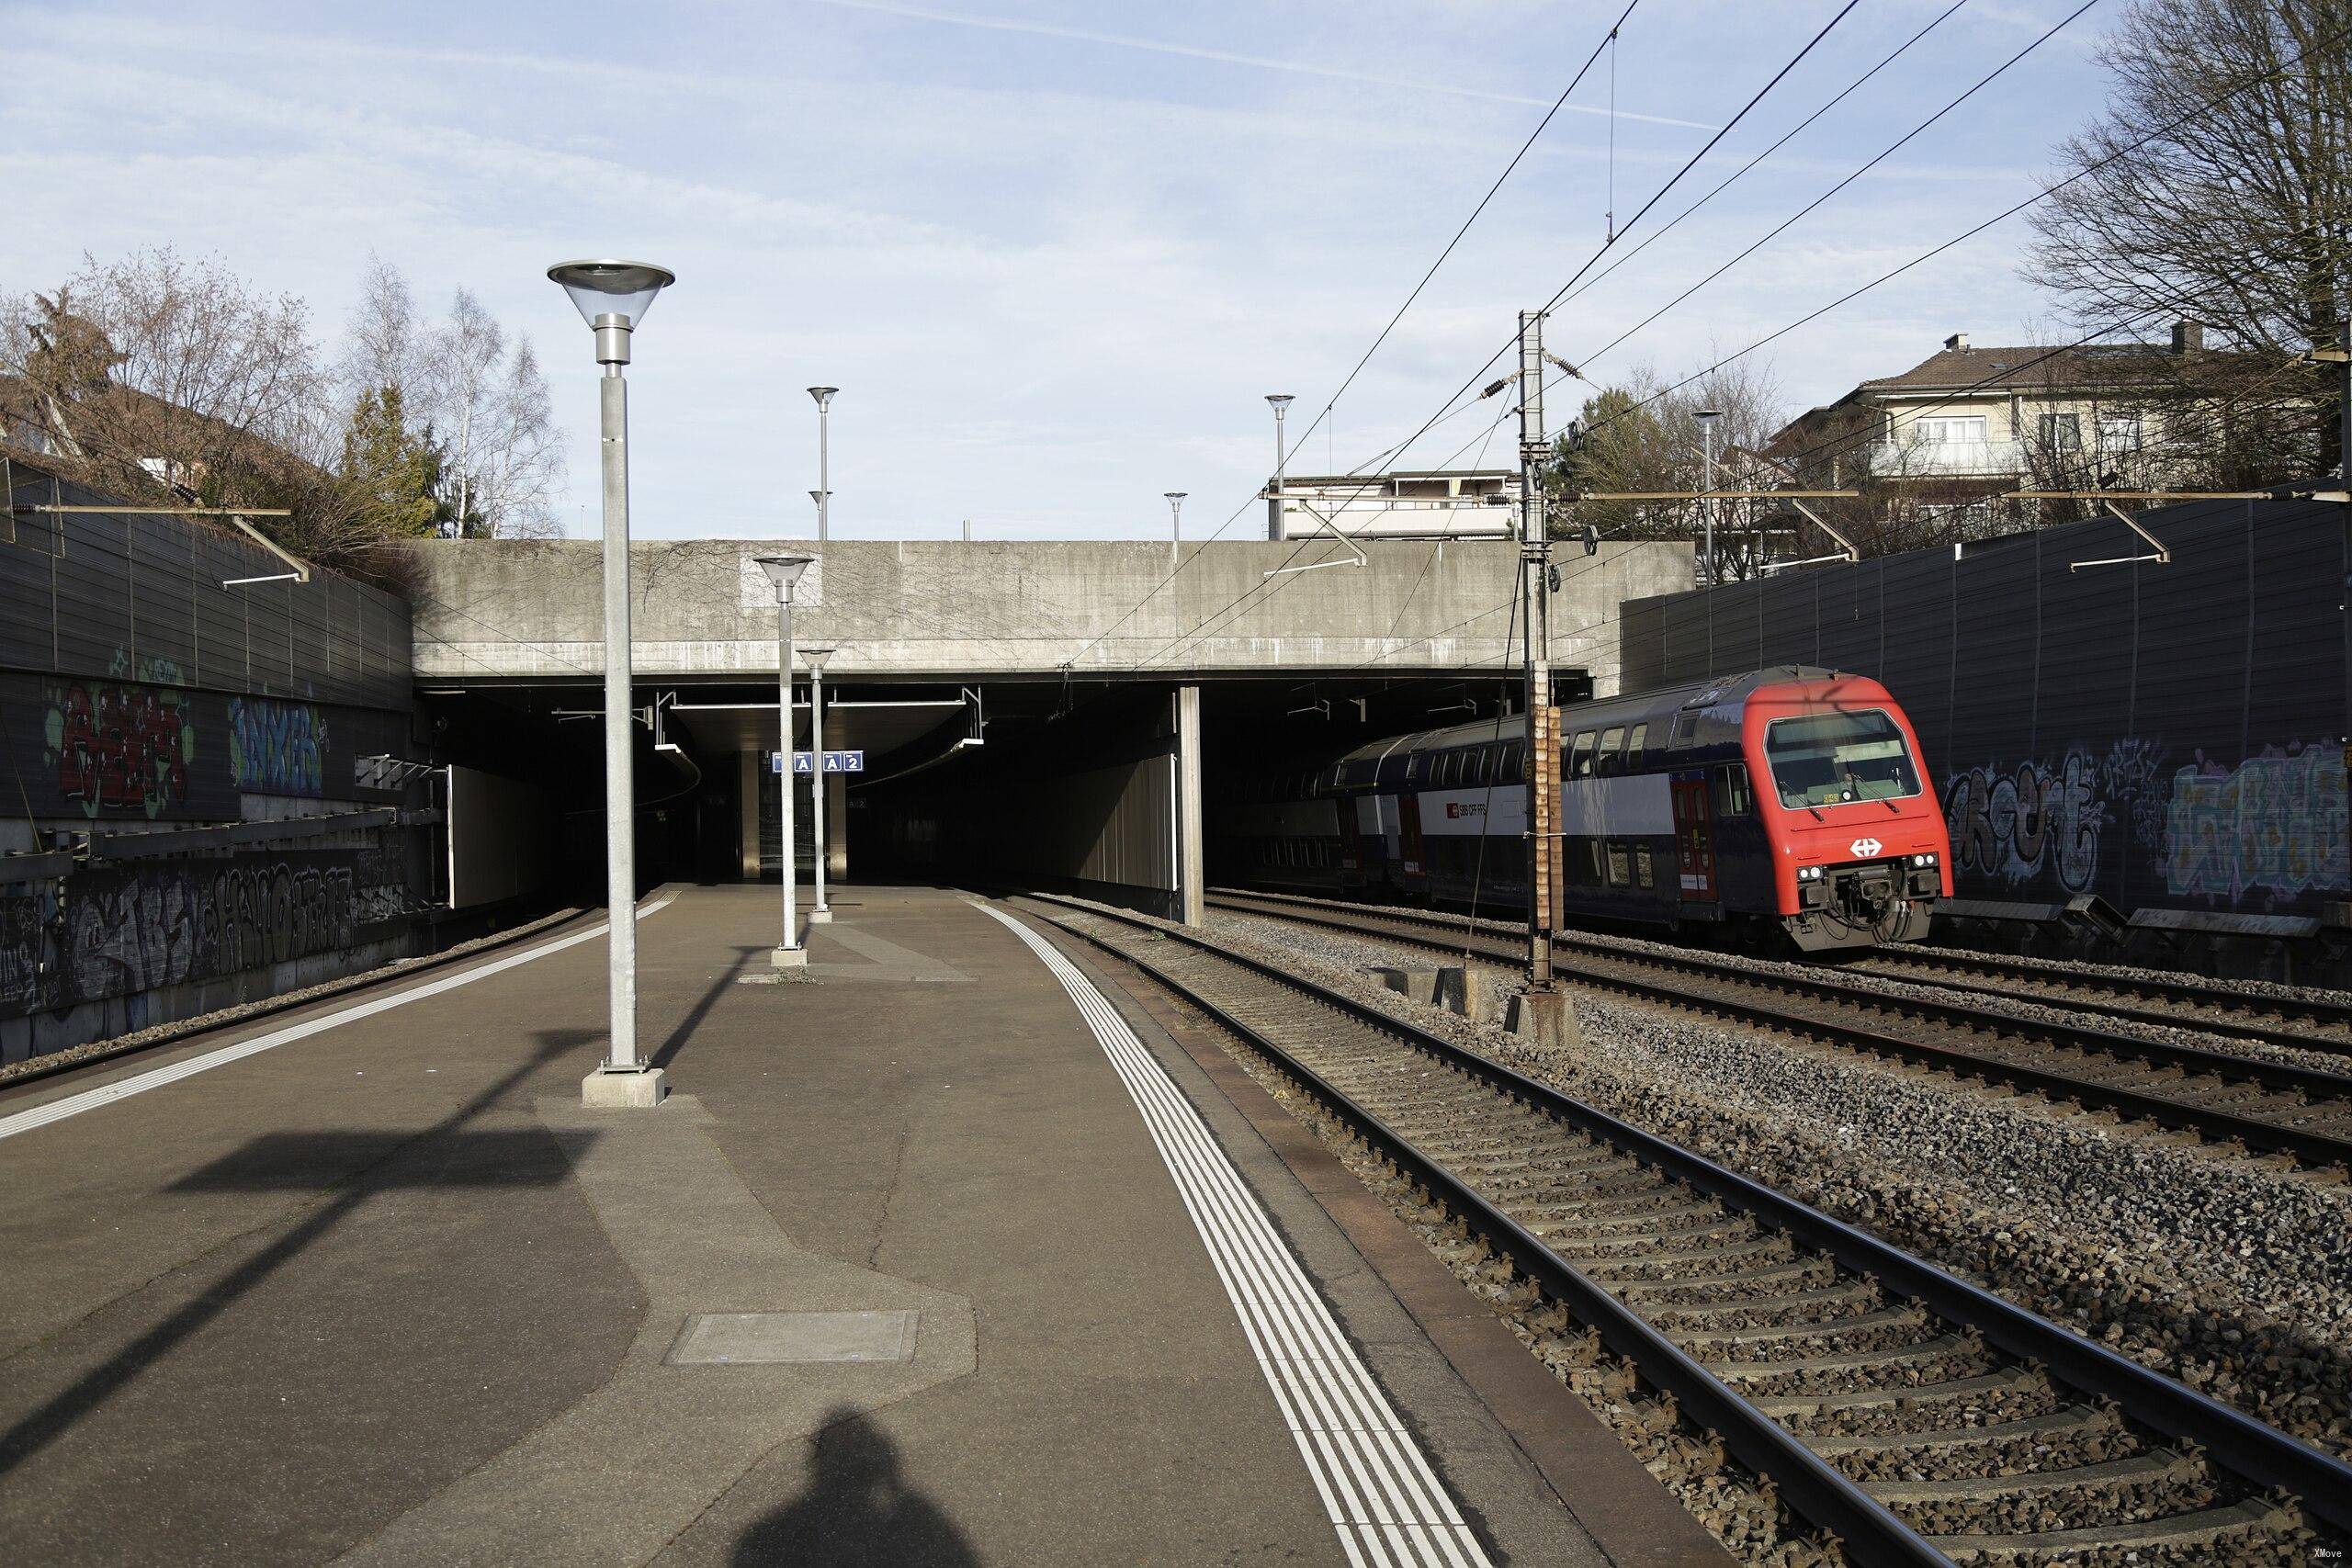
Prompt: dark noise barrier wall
<box><xmin>0</xmin><ymin>455</ymin><xmax>434</xmax><ymax>1061</ymax></box>
<box><xmin>1619</xmin><ymin>498</ymin><xmax>2348</xmax><ymax>960</ymax></box>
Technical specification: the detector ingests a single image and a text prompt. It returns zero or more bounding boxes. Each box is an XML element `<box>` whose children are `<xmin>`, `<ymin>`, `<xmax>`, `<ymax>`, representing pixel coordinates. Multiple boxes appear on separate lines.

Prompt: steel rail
<box><xmin>1012</xmin><ymin>896</ymin><xmax>1948</xmax><ymax>1566</ymax></box>
<box><xmin>1013</xmin><ymin>892</ymin><xmax>2352</xmax><ymax>1546</ymax></box>
<box><xmin>1856</xmin><ymin>948</ymin><xmax>2352</xmax><ymax>1043</ymax></box>
<box><xmin>1206</xmin><ymin>891</ymin><xmax>2352</xmax><ymax>1168</ymax></box>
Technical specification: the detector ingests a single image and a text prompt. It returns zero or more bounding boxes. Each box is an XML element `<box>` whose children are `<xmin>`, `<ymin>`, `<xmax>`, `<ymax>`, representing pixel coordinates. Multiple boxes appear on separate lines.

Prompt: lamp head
<box><xmin>800</xmin><ymin>644</ymin><xmax>837</xmax><ymax>671</ymax></box>
<box><xmin>808</xmin><ymin>490</ymin><xmax>828</xmax><ymax>507</ymax></box>
<box><xmin>1694</xmin><ymin>408</ymin><xmax>1724</xmax><ymax>423</ymax></box>
<box><xmin>808</xmin><ymin>387</ymin><xmax>838</xmax><ymax>410</ymax></box>
<box><xmin>753</xmin><ymin>551</ymin><xmax>817</xmax><ymax>602</ymax></box>
<box><xmin>547</xmin><ymin>260</ymin><xmax>673</xmax><ymax>329</ymax></box>
<box><xmin>548</xmin><ymin>260</ymin><xmax>674</xmax><ymax>367</ymax></box>
<box><xmin>1165</xmin><ymin>491</ymin><xmax>1186</xmax><ymax>504</ymax></box>
<box><xmin>1266</xmin><ymin>394</ymin><xmax>1295</xmax><ymax>416</ymax></box>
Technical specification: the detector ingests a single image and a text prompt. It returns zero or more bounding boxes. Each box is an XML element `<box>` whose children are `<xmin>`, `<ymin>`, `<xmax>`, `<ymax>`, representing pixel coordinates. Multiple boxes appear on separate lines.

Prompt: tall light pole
<box><xmin>1695</xmin><ymin>408</ymin><xmax>1724</xmax><ymax>587</ymax></box>
<box><xmin>1165</xmin><ymin>491</ymin><xmax>1185</xmax><ymax>559</ymax></box>
<box><xmin>803</xmin><ymin>644</ymin><xmax>837</xmax><ymax>925</ymax></box>
<box><xmin>1266</xmin><ymin>394</ymin><xmax>1294</xmax><ymax>541</ymax></box>
<box><xmin>808</xmin><ymin>388</ymin><xmax>837</xmax><ymax>541</ymax></box>
<box><xmin>548</xmin><ymin>258</ymin><xmax>673</xmax><ymax>1108</ymax></box>
<box><xmin>755</xmin><ymin>552</ymin><xmax>816</xmax><ymax>966</ymax></box>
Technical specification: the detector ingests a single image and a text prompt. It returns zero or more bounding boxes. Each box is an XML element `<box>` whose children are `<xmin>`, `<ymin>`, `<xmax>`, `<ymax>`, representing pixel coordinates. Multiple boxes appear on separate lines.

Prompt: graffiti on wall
<box><xmin>228</xmin><ymin>697</ymin><xmax>329</xmax><ymax>797</ymax></box>
<box><xmin>1941</xmin><ymin>750</ymin><xmax>2118</xmax><ymax>895</ymax></box>
<box><xmin>1944</xmin><ymin>739</ymin><xmax>2349</xmax><ymax>908</ymax></box>
<box><xmin>41</xmin><ymin>681</ymin><xmax>194</xmax><ymax>818</ymax></box>
<box><xmin>2165</xmin><ymin>743</ymin><xmax>2349</xmax><ymax>900</ymax></box>
<box><xmin>0</xmin><ymin>846</ymin><xmax>411</xmax><ymax>1021</ymax></box>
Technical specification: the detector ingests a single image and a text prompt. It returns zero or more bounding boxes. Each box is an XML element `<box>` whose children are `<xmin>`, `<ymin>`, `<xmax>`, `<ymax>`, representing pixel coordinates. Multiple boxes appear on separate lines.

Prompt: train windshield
<box><xmin>1763</xmin><ymin>709</ymin><xmax>1919</xmax><ymax>807</ymax></box>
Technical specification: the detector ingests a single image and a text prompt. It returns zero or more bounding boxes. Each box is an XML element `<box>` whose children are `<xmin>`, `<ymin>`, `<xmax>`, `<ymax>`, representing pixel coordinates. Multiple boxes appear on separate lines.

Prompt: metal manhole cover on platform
<box><xmin>665</xmin><ymin>1310</ymin><xmax>919</xmax><ymax>1366</ymax></box>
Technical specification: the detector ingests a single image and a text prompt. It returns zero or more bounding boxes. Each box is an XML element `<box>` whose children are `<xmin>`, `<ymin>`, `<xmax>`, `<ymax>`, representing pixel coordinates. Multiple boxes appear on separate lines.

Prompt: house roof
<box><xmin>1855</xmin><ymin>342</ymin><xmax>2174</xmax><ymax>395</ymax></box>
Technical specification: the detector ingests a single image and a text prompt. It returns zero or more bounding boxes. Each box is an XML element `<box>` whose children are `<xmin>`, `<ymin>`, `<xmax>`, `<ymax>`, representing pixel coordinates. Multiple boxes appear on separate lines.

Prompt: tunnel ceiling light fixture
<box><xmin>546</xmin><ymin>260</ymin><xmax>675</xmax><ymax>328</ymax></box>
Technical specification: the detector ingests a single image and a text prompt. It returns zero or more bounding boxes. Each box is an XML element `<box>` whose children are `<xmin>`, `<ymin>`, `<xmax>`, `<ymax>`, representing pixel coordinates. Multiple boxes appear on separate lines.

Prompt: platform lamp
<box><xmin>1694</xmin><ymin>407</ymin><xmax>1724</xmax><ymax>586</ymax></box>
<box><xmin>755</xmin><ymin>551</ymin><xmax>818</xmax><ymax>967</ymax></box>
<box><xmin>548</xmin><ymin>258</ymin><xmax>674</xmax><ymax>1108</ymax></box>
<box><xmin>1165</xmin><ymin>491</ymin><xmax>1185</xmax><ymax>559</ymax></box>
<box><xmin>808</xmin><ymin>387</ymin><xmax>838</xmax><ymax>541</ymax></box>
<box><xmin>801</xmin><ymin>644</ymin><xmax>837</xmax><ymax>925</ymax></box>
<box><xmin>1265</xmin><ymin>395</ymin><xmax>1295</xmax><ymax>541</ymax></box>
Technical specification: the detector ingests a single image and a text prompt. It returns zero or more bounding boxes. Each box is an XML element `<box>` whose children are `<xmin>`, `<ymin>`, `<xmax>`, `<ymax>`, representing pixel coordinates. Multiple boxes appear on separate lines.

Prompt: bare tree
<box><xmin>340</xmin><ymin>266</ymin><xmax>564</xmax><ymax>538</ymax></box>
<box><xmin>2027</xmin><ymin>0</ymin><xmax>2349</xmax><ymax>474</ymax></box>
<box><xmin>1552</xmin><ymin>353</ymin><xmax>1792</xmax><ymax>579</ymax></box>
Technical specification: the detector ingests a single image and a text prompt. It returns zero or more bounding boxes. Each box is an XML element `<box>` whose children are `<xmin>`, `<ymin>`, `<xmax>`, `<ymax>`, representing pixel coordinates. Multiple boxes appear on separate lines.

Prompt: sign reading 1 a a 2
<box><xmin>771</xmin><ymin>750</ymin><xmax>865</xmax><ymax>774</ymax></box>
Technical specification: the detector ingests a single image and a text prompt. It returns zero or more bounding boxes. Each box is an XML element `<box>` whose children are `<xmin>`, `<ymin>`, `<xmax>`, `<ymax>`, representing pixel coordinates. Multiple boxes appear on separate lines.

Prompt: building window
<box><xmin>1917</xmin><ymin>416</ymin><xmax>1985</xmax><ymax>445</ymax></box>
<box><xmin>2040</xmin><ymin>412</ymin><xmax>2083</xmax><ymax>451</ymax></box>
<box><xmin>2098</xmin><ymin>413</ymin><xmax>2142</xmax><ymax>453</ymax></box>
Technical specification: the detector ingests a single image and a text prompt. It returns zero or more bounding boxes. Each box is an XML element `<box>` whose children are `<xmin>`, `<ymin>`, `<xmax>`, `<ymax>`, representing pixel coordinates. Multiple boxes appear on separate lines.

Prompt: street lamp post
<box><xmin>1695</xmin><ymin>408</ymin><xmax>1724</xmax><ymax>587</ymax></box>
<box><xmin>808</xmin><ymin>388</ymin><xmax>837</xmax><ymax>541</ymax></box>
<box><xmin>1165</xmin><ymin>491</ymin><xmax>1185</xmax><ymax>559</ymax></box>
<box><xmin>803</xmin><ymin>644</ymin><xmax>837</xmax><ymax>924</ymax></box>
<box><xmin>1265</xmin><ymin>395</ymin><xmax>1295</xmax><ymax>541</ymax></box>
<box><xmin>755</xmin><ymin>552</ymin><xmax>817</xmax><ymax>966</ymax></box>
<box><xmin>548</xmin><ymin>259</ymin><xmax>673</xmax><ymax>1108</ymax></box>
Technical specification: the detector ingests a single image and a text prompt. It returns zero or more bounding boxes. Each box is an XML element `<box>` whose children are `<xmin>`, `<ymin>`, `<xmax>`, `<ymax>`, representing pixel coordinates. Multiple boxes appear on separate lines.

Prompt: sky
<box><xmin>2</xmin><ymin>0</ymin><xmax>2117</xmax><ymax>542</ymax></box>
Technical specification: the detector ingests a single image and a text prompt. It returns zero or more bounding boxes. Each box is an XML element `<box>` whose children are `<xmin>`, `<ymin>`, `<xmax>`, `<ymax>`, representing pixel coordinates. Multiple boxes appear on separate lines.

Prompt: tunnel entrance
<box><xmin>415</xmin><ymin>666</ymin><xmax>1589</xmax><ymax>919</ymax></box>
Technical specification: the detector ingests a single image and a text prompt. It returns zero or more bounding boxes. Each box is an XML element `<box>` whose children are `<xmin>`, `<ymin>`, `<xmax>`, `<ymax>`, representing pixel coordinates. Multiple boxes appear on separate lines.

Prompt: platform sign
<box><xmin>770</xmin><ymin>750</ymin><xmax>866</xmax><ymax>775</ymax></box>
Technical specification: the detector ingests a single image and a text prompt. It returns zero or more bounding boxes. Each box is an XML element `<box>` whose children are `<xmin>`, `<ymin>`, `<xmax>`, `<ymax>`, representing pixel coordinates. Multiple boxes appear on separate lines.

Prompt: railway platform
<box><xmin>0</xmin><ymin>885</ymin><xmax>1723</xmax><ymax>1567</ymax></box>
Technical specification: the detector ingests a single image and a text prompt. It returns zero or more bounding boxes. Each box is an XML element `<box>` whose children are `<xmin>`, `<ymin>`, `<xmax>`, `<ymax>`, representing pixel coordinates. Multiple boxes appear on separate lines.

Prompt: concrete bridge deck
<box><xmin>405</xmin><ymin>537</ymin><xmax>1690</xmax><ymax>688</ymax></box>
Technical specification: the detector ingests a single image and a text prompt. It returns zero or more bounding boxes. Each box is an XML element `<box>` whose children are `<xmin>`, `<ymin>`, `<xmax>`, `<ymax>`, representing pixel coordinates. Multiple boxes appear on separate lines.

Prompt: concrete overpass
<box><xmin>405</xmin><ymin>536</ymin><xmax>1690</xmax><ymax>688</ymax></box>
<box><xmin>403</xmin><ymin>535</ymin><xmax>1691</xmax><ymax>919</ymax></box>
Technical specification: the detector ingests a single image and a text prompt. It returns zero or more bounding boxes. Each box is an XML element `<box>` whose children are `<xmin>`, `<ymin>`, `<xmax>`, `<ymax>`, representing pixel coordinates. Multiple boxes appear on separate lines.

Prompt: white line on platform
<box><xmin>0</xmin><ymin>897</ymin><xmax>678</xmax><ymax>1145</ymax></box>
<box><xmin>981</xmin><ymin>904</ymin><xmax>1492</xmax><ymax>1568</ymax></box>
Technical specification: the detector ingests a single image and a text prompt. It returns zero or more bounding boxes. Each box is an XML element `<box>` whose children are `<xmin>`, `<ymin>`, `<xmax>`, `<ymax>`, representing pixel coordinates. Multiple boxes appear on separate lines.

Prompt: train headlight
<box><xmin>1796</xmin><ymin>864</ymin><xmax>1825</xmax><ymax>881</ymax></box>
<box><xmin>1911</xmin><ymin>852</ymin><xmax>1939</xmax><ymax>867</ymax></box>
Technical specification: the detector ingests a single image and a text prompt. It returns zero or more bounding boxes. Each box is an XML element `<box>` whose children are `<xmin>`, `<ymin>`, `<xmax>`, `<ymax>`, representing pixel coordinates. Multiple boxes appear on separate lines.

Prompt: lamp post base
<box><xmin>581</xmin><ymin>1066</ymin><xmax>668</xmax><ymax>1108</ymax></box>
<box><xmin>808</xmin><ymin>908</ymin><xmax>834</xmax><ymax>925</ymax></box>
<box><xmin>771</xmin><ymin>945</ymin><xmax>808</xmax><ymax>969</ymax></box>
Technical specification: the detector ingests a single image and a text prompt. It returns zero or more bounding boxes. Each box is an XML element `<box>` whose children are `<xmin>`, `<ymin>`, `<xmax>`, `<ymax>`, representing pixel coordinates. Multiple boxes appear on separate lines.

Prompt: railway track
<box><xmin>1205</xmin><ymin>889</ymin><xmax>2352</xmax><ymax>1171</ymax></box>
<box><xmin>1846</xmin><ymin>947</ymin><xmax>2352</xmax><ymax>1057</ymax></box>
<box><xmin>1012</xmin><ymin>893</ymin><xmax>2352</xmax><ymax>1565</ymax></box>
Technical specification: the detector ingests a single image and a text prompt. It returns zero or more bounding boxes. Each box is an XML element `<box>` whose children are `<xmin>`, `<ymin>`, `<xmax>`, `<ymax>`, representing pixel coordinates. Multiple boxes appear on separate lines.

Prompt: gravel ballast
<box><xmin>1182</xmin><ymin>901</ymin><xmax>2352</xmax><ymax>1461</ymax></box>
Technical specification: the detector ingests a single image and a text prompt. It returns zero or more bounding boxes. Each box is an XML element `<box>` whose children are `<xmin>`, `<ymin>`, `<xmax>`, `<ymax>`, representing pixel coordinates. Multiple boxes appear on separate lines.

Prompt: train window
<box><xmin>1568</xmin><ymin>732</ymin><xmax>1597</xmax><ymax>779</ymax></box>
<box><xmin>1595</xmin><ymin>727</ymin><xmax>1626</xmax><ymax>776</ymax></box>
<box><xmin>1713</xmin><ymin>763</ymin><xmax>1754</xmax><ymax>817</ymax></box>
<box><xmin>1470</xmin><ymin>748</ymin><xmax>1490</xmax><ymax>787</ymax></box>
<box><xmin>1764</xmin><ymin>709</ymin><xmax>1920</xmax><ymax>807</ymax></box>
<box><xmin>1605</xmin><ymin>840</ymin><xmax>1631</xmax><ymax>887</ymax></box>
<box><xmin>1500</xmin><ymin>740</ymin><xmax>1525</xmax><ymax>782</ymax></box>
<box><xmin>1632</xmin><ymin>843</ymin><xmax>1655</xmax><ymax>889</ymax></box>
<box><xmin>1625</xmin><ymin>723</ymin><xmax>1648</xmax><ymax>772</ymax></box>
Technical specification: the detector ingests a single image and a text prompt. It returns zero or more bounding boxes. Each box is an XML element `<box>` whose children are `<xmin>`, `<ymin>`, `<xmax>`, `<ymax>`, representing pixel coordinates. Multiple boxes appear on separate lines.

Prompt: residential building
<box><xmin>1764</xmin><ymin>322</ymin><xmax>2222</xmax><ymax>494</ymax></box>
<box><xmin>1269</xmin><ymin>468</ymin><xmax>1517</xmax><ymax>539</ymax></box>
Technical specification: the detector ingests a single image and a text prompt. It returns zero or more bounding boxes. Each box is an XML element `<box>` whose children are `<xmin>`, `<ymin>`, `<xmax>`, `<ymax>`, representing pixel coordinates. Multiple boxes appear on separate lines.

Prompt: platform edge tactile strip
<box><xmin>979</xmin><ymin>902</ymin><xmax>1494</xmax><ymax>1568</ymax></box>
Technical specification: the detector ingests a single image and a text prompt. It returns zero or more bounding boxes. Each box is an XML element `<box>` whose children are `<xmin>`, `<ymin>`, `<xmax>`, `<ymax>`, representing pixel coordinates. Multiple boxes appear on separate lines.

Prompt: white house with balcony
<box><xmin>1765</xmin><ymin>323</ymin><xmax>2213</xmax><ymax>491</ymax></box>
<box><xmin>1268</xmin><ymin>468</ymin><xmax>1519</xmax><ymax>539</ymax></box>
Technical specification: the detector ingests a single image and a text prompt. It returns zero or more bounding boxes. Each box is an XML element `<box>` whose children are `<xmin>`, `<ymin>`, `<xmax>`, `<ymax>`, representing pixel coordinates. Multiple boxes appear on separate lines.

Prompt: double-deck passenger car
<box><xmin>1216</xmin><ymin>666</ymin><xmax>1951</xmax><ymax>951</ymax></box>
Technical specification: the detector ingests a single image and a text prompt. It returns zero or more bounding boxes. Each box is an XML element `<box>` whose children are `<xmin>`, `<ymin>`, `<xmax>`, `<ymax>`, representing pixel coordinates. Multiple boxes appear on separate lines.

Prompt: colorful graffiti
<box><xmin>2165</xmin><ymin>743</ymin><xmax>2349</xmax><ymax>900</ymax></box>
<box><xmin>41</xmin><ymin>680</ymin><xmax>194</xmax><ymax>818</ymax></box>
<box><xmin>228</xmin><ymin>696</ymin><xmax>329</xmax><ymax>797</ymax></box>
<box><xmin>0</xmin><ymin>848</ymin><xmax>409</xmax><ymax>1021</ymax></box>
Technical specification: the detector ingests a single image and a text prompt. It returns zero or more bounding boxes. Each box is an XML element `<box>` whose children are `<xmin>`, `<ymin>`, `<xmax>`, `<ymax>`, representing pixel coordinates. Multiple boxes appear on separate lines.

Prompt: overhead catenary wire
<box><xmin>1567</xmin><ymin>6</ymin><xmax>2352</xmax><ymax>455</ymax></box>
<box><xmin>1125</xmin><ymin>5</ymin><xmax>1870</xmax><ymax>678</ymax></box>
<box><xmin>1571</xmin><ymin>0</ymin><xmax>2098</xmax><ymax>374</ymax></box>
<box><xmin>1057</xmin><ymin>0</ymin><xmax>1652</xmax><ymax>675</ymax></box>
